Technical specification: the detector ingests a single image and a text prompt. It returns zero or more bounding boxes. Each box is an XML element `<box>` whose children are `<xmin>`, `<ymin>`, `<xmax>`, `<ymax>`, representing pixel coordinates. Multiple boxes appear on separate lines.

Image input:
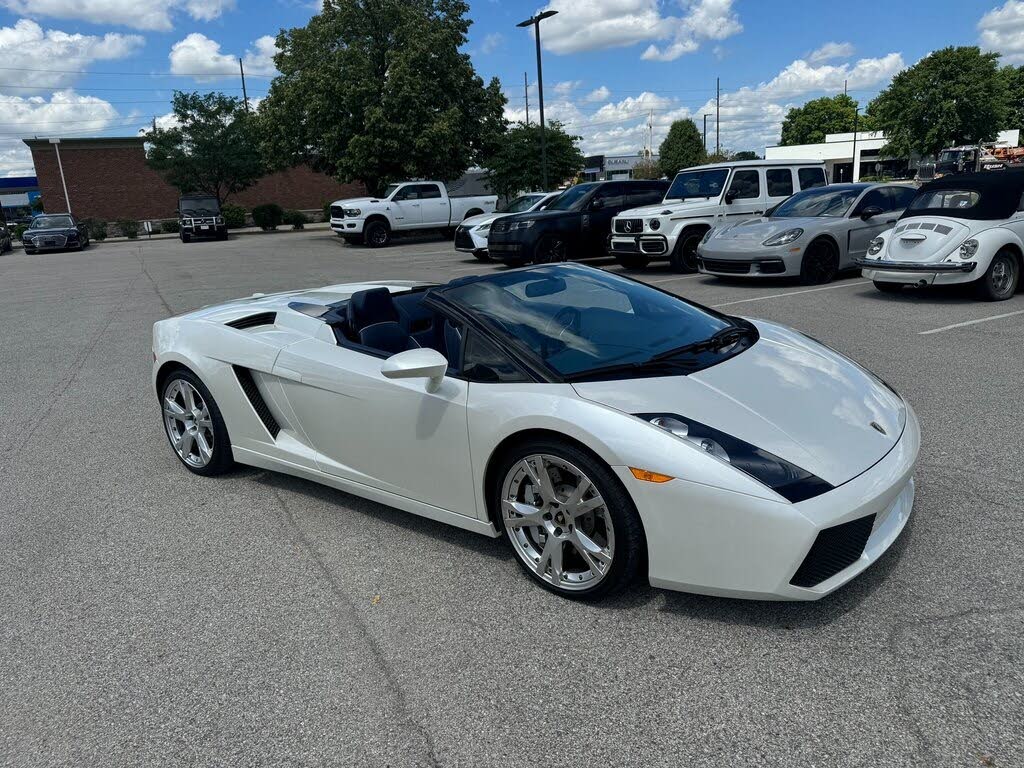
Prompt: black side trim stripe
<box><xmin>233</xmin><ymin>365</ymin><xmax>280</xmax><ymax>438</ymax></box>
<box><xmin>226</xmin><ymin>312</ymin><xmax>276</xmax><ymax>330</ymax></box>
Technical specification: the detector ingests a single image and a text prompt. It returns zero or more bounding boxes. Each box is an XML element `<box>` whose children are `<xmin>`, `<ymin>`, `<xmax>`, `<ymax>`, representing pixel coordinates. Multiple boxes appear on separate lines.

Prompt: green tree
<box><xmin>657</xmin><ymin>120</ymin><xmax>707</xmax><ymax>177</ymax></box>
<box><xmin>779</xmin><ymin>94</ymin><xmax>870</xmax><ymax>146</ymax></box>
<box><xmin>145</xmin><ymin>92</ymin><xmax>264</xmax><ymax>205</ymax></box>
<box><xmin>1000</xmin><ymin>64</ymin><xmax>1024</xmax><ymax>135</ymax></box>
<box><xmin>484</xmin><ymin>122</ymin><xmax>583</xmax><ymax>198</ymax></box>
<box><xmin>631</xmin><ymin>156</ymin><xmax>662</xmax><ymax>179</ymax></box>
<box><xmin>260</xmin><ymin>0</ymin><xmax>506</xmax><ymax>195</ymax></box>
<box><xmin>867</xmin><ymin>47</ymin><xmax>1009</xmax><ymax>158</ymax></box>
<box><xmin>730</xmin><ymin>150</ymin><xmax>760</xmax><ymax>160</ymax></box>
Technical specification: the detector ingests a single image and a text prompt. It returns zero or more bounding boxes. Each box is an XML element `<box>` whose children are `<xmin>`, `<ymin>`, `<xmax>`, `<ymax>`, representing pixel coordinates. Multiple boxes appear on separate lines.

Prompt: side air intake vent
<box><xmin>790</xmin><ymin>514</ymin><xmax>876</xmax><ymax>588</ymax></box>
<box><xmin>227</xmin><ymin>312</ymin><xmax>276</xmax><ymax>330</ymax></box>
<box><xmin>233</xmin><ymin>366</ymin><xmax>280</xmax><ymax>438</ymax></box>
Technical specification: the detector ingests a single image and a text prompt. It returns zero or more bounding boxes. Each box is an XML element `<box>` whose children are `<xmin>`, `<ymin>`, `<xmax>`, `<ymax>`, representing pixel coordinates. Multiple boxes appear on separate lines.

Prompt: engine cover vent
<box><xmin>233</xmin><ymin>366</ymin><xmax>280</xmax><ymax>438</ymax></box>
<box><xmin>226</xmin><ymin>312</ymin><xmax>277</xmax><ymax>330</ymax></box>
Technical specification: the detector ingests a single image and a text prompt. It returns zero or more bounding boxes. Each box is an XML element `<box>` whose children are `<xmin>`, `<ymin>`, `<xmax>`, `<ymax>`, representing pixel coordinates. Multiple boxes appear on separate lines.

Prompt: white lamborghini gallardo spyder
<box><xmin>153</xmin><ymin>263</ymin><xmax>919</xmax><ymax>601</ymax></box>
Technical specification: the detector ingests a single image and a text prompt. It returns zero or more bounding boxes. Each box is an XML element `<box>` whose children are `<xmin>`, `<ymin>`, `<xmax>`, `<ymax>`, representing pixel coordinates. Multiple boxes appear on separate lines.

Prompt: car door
<box><xmin>723</xmin><ymin>169</ymin><xmax>765</xmax><ymax>220</ymax></box>
<box><xmin>418</xmin><ymin>183</ymin><xmax>449</xmax><ymax>226</ymax></box>
<box><xmin>582</xmin><ymin>182</ymin><xmax>628</xmax><ymax>253</ymax></box>
<box><xmin>273</xmin><ymin>338</ymin><xmax>476</xmax><ymax>516</ymax></box>
<box><xmin>390</xmin><ymin>185</ymin><xmax>423</xmax><ymax>227</ymax></box>
<box><xmin>847</xmin><ymin>188</ymin><xmax>898</xmax><ymax>262</ymax></box>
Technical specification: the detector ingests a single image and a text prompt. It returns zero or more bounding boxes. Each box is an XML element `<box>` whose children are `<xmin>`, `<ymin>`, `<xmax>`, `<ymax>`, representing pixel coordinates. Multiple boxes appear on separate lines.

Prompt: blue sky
<box><xmin>2</xmin><ymin>0</ymin><xmax>1023</xmax><ymax>176</ymax></box>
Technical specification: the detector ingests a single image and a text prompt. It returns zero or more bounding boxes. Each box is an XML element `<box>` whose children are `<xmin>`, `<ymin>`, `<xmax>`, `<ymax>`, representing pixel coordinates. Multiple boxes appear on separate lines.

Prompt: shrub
<box><xmin>322</xmin><ymin>201</ymin><xmax>332</xmax><ymax>222</ymax></box>
<box><xmin>162</xmin><ymin>218</ymin><xmax>180</xmax><ymax>234</ymax></box>
<box><xmin>222</xmin><ymin>204</ymin><xmax>246</xmax><ymax>229</ymax></box>
<box><xmin>117</xmin><ymin>219</ymin><xmax>139</xmax><ymax>239</ymax></box>
<box><xmin>14</xmin><ymin>223</ymin><xmax>28</xmax><ymax>241</ymax></box>
<box><xmin>252</xmin><ymin>203</ymin><xmax>284</xmax><ymax>231</ymax></box>
<box><xmin>284</xmin><ymin>209</ymin><xmax>308</xmax><ymax>230</ymax></box>
<box><xmin>84</xmin><ymin>219</ymin><xmax>108</xmax><ymax>241</ymax></box>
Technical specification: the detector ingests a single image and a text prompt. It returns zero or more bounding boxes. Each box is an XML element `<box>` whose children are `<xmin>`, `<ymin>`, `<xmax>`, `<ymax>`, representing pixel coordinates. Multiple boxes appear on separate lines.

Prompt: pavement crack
<box><xmin>267</xmin><ymin>484</ymin><xmax>442</xmax><ymax>768</ymax></box>
<box><xmin>133</xmin><ymin>246</ymin><xmax>175</xmax><ymax>316</ymax></box>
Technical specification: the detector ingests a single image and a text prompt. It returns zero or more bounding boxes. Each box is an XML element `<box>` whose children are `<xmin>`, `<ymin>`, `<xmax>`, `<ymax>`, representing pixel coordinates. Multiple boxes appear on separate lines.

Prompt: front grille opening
<box><xmin>790</xmin><ymin>514</ymin><xmax>876</xmax><ymax>588</ymax></box>
<box><xmin>699</xmin><ymin>258</ymin><xmax>752</xmax><ymax>274</ymax></box>
<box><xmin>614</xmin><ymin>218</ymin><xmax>643</xmax><ymax>234</ymax></box>
<box><xmin>226</xmin><ymin>312</ymin><xmax>276</xmax><ymax>330</ymax></box>
<box><xmin>233</xmin><ymin>366</ymin><xmax>280</xmax><ymax>438</ymax></box>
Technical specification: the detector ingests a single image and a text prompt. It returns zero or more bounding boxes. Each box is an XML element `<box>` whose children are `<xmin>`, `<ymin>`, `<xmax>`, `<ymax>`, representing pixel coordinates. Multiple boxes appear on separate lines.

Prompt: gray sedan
<box><xmin>697</xmin><ymin>183</ymin><xmax>917</xmax><ymax>284</ymax></box>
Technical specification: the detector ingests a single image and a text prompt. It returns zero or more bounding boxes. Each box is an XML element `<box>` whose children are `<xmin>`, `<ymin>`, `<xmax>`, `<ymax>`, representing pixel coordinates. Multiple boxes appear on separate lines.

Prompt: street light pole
<box><xmin>517</xmin><ymin>10</ymin><xmax>558</xmax><ymax>190</ymax></box>
<box><xmin>49</xmin><ymin>137</ymin><xmax>71</xmax><ymax>214</ymax></box>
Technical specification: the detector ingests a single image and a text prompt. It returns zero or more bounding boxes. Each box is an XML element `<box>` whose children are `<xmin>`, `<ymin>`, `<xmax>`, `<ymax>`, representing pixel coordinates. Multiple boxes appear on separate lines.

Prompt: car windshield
<box><xmin>180</xmin><ymin>198</ymin><xmax>219</xmax><ymax>215</ymax></box>
<box><xmin>500</xmin><ymin>194</ymin><xmax>545</xmax><ymax>214</ymax></box>
<box><xmin>31</xmin><ymin>215</ymin><xmax>74</xmax><ymax>228</ymax></box>
<box><xmin>772</xmin><ymin>187</ymin><xmax>862</xmax><ymax>218</ymax></box>
<box><xmin>545</xmin><ymin>183</ymin><xmax>598</xmax><ymax>211</ymax></box>
<box><xmin>908</xmin><ymin>189</ymin><xmax>981</xmax><ymax>212</ymax></box>
<box><xmin>665</xmin><ymin>168</ymin><xmax>729</xmax><ymax>201</ymax></box>
<box><xmin>436</xmin><ymin>265</ymin><xmax>746</xmax><ymax>379</ymax></box>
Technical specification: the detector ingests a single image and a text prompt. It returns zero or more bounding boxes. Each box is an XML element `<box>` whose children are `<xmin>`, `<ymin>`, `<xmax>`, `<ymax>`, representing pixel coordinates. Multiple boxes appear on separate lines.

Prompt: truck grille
<box><xmin>454</xmin><ymin>227</ymin><xmax>475</xmax><ymax>250</ymax></box>
<box><xmin>790</xmin><ymin>514</ymin><xmax>876</xmax><ymax>588</ymax></box>
<box><xmin>614</xmin><ymin>218</ymin><xmax>643</xmax><ymax>234</ymax></box>
<box><xmin>330</xmin><ymin>205</ymin><xmax>344</xmax><ymax>219</ymax></box>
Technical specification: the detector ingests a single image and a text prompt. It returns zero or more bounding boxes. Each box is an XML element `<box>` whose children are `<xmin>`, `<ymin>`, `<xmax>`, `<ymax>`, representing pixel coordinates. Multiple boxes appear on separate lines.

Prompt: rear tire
<box><xmin>669</xmin><ymin>228</ymin><xmax>704</xmax><ymax>273</ymax></box>
<box><xmin>365</xmin><ymin>220</ymin><xmax>391</xmax><ymax>248</ymax></box>
<box><xmin>800</xmin><ymin>238</ymin><xmax>839</xmax><ymax>285</ymax></box>
<box><xmin>534</xmin><ymin>234</ymin><xmax>568</xmax><ymax>264</ymax></box>
<box><xmin>873</xmin><ymin>280</ymin><xmax>904</xmax><ymax>294</ymax></box>
<box><xmin>975</xmin><ymin>249</ymin><xmax>1019</xmax><ymax>301</ymax></box>
<box><xmin>616</xmin><ymin>253</ymin><xmax>650</xmax><ymax>270</ymax></box>
<box><xmin>160</xmin><ymin>369</ymin><xmax>234</xmax><ymax>477</ymax></box>
<box><xmin>491</xmin><ymin>437</ymin><xmax>645</xmax><ymax>601</ymax></box>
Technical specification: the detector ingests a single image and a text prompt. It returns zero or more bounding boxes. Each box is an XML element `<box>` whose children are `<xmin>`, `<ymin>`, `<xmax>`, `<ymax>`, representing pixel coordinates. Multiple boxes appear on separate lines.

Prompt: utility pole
<box><xmin>524</xmin><ymin>71</ymin><xmax>530</xmax><ymax>126</ymax></box>
<box><xmin>239</xmin><ymin>58</ymin><xmax>250</xmax><ymax>113</ymax></box>
<box><xmin>715</xmin><ymin>77</ymin><xmax>721</xmax><ymax>156</ymax></box>
<box><xmin>703</xmin><ymin>113</ymin><xmax>710</xmax><ymax>153</ymax></box>
<box><xmin>49</xmin><ymin>138</ymin><xmax>71</xmax><ymax>214</ymax></box>
<box><xmin>517</xmin><ymin>10</ymin><xmax>558</xmax><ymax>189</ymax></box>
<box><xmin>850</xmin><ymin>104</ymin><xmax>860</xmax><ymax>182</ymax></box>
<box><xmin>844</xmin><ymin>79</ymin><xmax>848</xmax><ymax>96</ymax></box>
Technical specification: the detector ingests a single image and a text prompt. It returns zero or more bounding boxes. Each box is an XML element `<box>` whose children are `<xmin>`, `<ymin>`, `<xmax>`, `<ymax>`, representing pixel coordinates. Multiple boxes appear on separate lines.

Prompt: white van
<box><xmin>608</xmin><ymin>159</ymin><xmax>828</xmax><ymax>271</ymax></box>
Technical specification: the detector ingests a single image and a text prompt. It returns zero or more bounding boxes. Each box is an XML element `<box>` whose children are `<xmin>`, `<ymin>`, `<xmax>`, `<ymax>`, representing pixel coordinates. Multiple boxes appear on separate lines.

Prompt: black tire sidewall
<box><xmin>161</xmin><ymin>370</ymin><xmax>234</xmax><ymax>476</ymax></box>
<box><xmin>617</xmin><ymin>253</ymin><xmax>650</xmax><ymax>270</ymax></box>
<box><xmin>977</xmin><ymin>250</ymin><xmax>1019</xmax><ymax>301</ymax></box>
<box><xmin>800</xmin><ymin>239</ymin><xmax>838</xmax><ymax>285</ymax></box>
<box><xmin>491</xmin><ymin>437</ymin><xmax>645</xmax><ymax>600</ymax></box>
<box><xmin>670</xmin><ymin>230</ymin><xmax>702</xmax><ymax>273</ymax></box>
<box><xmin>365</xmin><ymin>221</ymin><xmax>391</xmax><ymax>248</ymax></box>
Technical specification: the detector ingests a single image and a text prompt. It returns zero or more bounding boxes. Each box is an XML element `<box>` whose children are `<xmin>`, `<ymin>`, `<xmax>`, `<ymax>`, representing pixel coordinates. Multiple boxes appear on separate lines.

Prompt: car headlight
<box><xmin>215</xmin><ymin>216</ymin><xmax>224</xmax><ymax>225</ymax></box>
<box><xmin>640</xmin><ymin>413</ymin><xmax>833</xmax><ymax>503</ymax></box>
<box><xmin>867</xmin><ymin>237</ymin><xmax>885</xmax><ymax>256</ymax></box>
<box><xmin>959</xmin><ymin>239</ymin><xmax>979</xmax><ymax>259</ymax></box>
<box><xmin>649</xmin><ymin>219</ymin><xmax>661</xmax><ymax>231</ymax></box>
<box><xmin>762</xmin><ymin>228</ymin><xmax>804</xmax><ymax>247</ymax></box>
<box><xmin>508</xmin><ymin>220</ymin><xmax>535</xmax><ymax>230</ymax></box>
<box><xmin>344</xmin><ymin>208</ymin><xmax>361</xmax><ymax>217</ymax></box>
<box><xmin>701</xmin><ymin>228</ymin><xmax>715</xmax><ymax>244</ymax></box>
<box><xmin>475</xmin><ymin>223</ymin><xmax>491</xmax><ymax>235</ymax></box>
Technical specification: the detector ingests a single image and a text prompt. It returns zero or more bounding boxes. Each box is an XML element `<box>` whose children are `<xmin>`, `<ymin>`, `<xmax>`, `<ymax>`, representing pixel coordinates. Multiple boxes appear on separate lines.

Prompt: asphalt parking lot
<box><xmin>1</xmin><ymin>229</ymin><xmax>1022</xmax><ymax>768</ymax></box>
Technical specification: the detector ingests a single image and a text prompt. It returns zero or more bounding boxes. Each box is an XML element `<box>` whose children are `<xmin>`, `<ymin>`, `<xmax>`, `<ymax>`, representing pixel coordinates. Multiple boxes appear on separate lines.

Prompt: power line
<box><xmin>0</xmin><ymin>65</ymin><xmax>275</xmax><ymax>78</ymax></box>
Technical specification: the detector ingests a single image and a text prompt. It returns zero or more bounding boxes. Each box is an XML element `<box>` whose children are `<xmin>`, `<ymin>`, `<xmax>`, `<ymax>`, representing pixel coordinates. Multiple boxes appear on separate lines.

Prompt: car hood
<box><xmin>881</xmin><ymin>216</ymin><xmax>969</xmax><ymax>262</ymax></box>
<box><xmin>712</xmin><ymin>216</ymin><xmax>827</xmax><ymax>243</ymax></box>
<box><xmin>571</xmin><ymin>320</ymin><xmax>906</xmax><ymax>488</ymax></box>
<box><xmin>460</xmin><ymin>212</ymin><xmax>502</xmax><ymax>228</ymax></box>
<box><xmin>333</xmin><ymin>196</ymin><xmax>386</xmax><ymax>208</ymax></box>
<box><xmin>619</xmin><ymin>198</ymin><xmax>720</xmax><ymax>218</ymax></box>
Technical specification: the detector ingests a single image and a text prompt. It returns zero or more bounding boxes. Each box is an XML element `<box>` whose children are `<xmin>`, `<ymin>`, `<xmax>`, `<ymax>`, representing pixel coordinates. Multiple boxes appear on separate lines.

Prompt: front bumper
<box><xmin>855</xmin><ymin>257</ymin><xmax>977</xmax><ymax>273</ymax></box>
<box><xmin>487</xmin><ymin>233</ymin><xmax>535</xmax><ymax>262</ymax></box>
<box><xmin>608</xmin><ymin>234</ymin><xmax>670</xmax><ymax>256</ymax></box>
<box><xmin>616</xmin><ymin>404</ymin><xmax>920</xmax><ymax>600</ymax></box>
<box><xmin>857</xmin><ymin>257</ymin><xmax>978</xmax><ymax>286</ymax></box>
<box><xmin>454</xmin><ymin>225</ymin><xmax>487</xmax><ymax>256</ymax></box>
<box><xmin>331</xmin><ymin>217</ymin><xmax>365</xmax><ymax>235</ymax></box>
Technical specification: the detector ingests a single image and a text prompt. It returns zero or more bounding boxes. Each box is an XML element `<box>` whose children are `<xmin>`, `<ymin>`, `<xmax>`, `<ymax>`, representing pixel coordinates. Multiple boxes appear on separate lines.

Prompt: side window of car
<box><xmin>887</xmin><ymin>186</ymin><xmax>916</xmax><ymax>211</ymax></box>
<box><xmin>594</xmin><ymin>183</ymin><xmax>627</xmax><ymax>208</ymax></box>
<box><xmin>765</xmin><ymin>169</ymin><xmax>794</xmax><ymax>198</ymax></box>
<box><xmin>852</xmin><ymin>188</ymin><xmax>888</xmax><ymax>215</ymax></box>
<box><xmin>798</xmin><ymin>168</ymin><xmax>827</xmax><ymax>190</ymax></box>
<box><xmin>418</xmin><ymin>184</ymin><xmax>443</xmax><ymax>200</ymax></box>
<box><xmin>394</xmin><ymin>186</ymin><xmax>418</xmax><ymax>201</ymax></box>
<box><xmin>462</xmin><ymin>330</ymin><xmax>529</xmax><ymax>383</ymax></box>
<box><xmin>627</xmin><ymin>184</ymin><xmax>666</xmax><ymax>206</ymax></box>
<box><xmin>727</xmin><ymin>169</ymin><xmax>760</xmax><ymax>200</ymax></box>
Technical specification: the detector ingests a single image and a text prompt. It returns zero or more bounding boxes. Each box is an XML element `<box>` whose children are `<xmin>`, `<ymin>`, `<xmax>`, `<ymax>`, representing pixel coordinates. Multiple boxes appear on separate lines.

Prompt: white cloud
<box><xmin>0</xmin><ymin>0</ymin><xmax>234</xmax><ymax>31</ymax></box>
<box><xmin>538</xmin><ymin>0</ymin><xmax>741</xmax><ymax>61</ymax></box>
<box><xmin>0</xmin><ymin>19</ymin><xmax>143</xmax><ymax>91</ymax></box>
<box><xmin>553</xmin><ymin>80</ymin><xmax>584</xmax><ymax>98</ymax></box>
<box><xmin>479</xmin><ymin>32</ymin><xmax>503</xmax><ymax>54</ymax></box>
<box><xmin>169</xmin><ymin>33</ymin><xmax>278</xmax><ymax>81</ymax></box>
<box><xmin>0</xmin><ymin>90</ymin><xmax>121</xmax><ymax>176</ymax></box>
<box><xmin>979</xmin><ymin>0</ymin><xmax>1024</xmax><ymax>63</ymax></box>
<box><xmin>808</xmin><ymin>41</ymin><xmax>855</xmax><ymax>64</ymax></box>
<box><xmin>584</xmin><ymin>86</ymin><xmax>611</xmax><ymax>102</ymax></box>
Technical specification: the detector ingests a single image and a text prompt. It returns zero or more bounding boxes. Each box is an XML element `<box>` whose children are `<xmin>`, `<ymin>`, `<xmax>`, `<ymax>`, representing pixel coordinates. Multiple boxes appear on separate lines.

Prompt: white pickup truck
<box><xmin>330</xmin><ymin>181</ymin><xmax>497</xmax><ymax>248</ymax></box>
<box><xmin>608</xmin><ymin>159</ymin><xmax>828</xmax><ymax>271</ymax></box>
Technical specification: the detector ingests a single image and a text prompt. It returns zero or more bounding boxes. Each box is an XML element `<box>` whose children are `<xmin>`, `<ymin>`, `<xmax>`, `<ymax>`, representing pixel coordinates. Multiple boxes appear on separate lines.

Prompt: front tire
<box><xmin>616</xmin><ymin>253</ymin><xmax>650</xmax><ymax>270</ymax></box>
<box><xmin>800</xmin><ymin>238</ymin><xmax>839</xmax><ymax>285</ymax></box>
<box><xmin>534</xmin><ymin>234</ymin><xmax>568</xmax><ymax>264</ymax></box>
<box><xmin>669</xmin><ymin>228</ymin><xmax>704</xmax><ymax>273</ymax></box>
<box><xmin>181</xmin><ymin>232</ymin><xmax>191</xmax><ymax>244</ymax></box>
<box><xmin>473</xmin><ymin>250</ymin><xmax>490</xmax><ymax>262</ymax></box>
<box><xmin>975</xmin><ymin>249</ymin><xmax>1019</xmax><ymax>301</ymax></box>
<box><xmin>492</xmin><ymin>438</ymin><xmax>645</xmax><ymax>600</ymax></box>
<box><xmin>161</xmin><ymin>370</ymin><xmax>234</xmax><ymax>476</ymax></box>
<box><xmin>365</xmin><ymin>220</ymin><xmax>391</xmax><ymax>248</ymax></box>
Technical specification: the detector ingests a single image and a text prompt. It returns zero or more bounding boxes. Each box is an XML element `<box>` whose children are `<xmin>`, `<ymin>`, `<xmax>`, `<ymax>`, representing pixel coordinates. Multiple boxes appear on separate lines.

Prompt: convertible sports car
<box><xmin>153</xmin><ymin>264</ymin><xmax>919</xmax><ymax>601</ymax></box>
<box><xmin>697</xmin><ymin>183</ymin><xmax>917</xmax><ymax>284</ymax></box>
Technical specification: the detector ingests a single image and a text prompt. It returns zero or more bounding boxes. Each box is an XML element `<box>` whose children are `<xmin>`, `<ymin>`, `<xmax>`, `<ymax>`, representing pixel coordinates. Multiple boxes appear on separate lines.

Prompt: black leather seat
<box><xmin>347</xmin><ymin>287</ymin><xmax>400</xmax><ymax>335</ymax></box>
<box><xmin>359</xmin><ymin>321</ymin><xmax>420</xmax><ymax>354</ymax></box>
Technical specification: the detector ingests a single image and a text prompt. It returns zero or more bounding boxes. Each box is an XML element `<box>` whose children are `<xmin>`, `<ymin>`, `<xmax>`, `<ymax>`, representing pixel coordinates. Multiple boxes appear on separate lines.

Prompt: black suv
<box><xmin>487</xmin><ymin>179</ymin><xmax>670</xmax><ymax>264</ymax></box>
<box><xmin>179</xmin><ymin>195</ymin><xmax>228</xmax><ymax>243</ymax></box>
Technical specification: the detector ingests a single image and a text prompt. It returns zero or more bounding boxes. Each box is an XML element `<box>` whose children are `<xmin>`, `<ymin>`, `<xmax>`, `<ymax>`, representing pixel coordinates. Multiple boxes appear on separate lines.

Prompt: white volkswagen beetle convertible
<box><xmin>153</xmin><ymin>264</ymin><xmax>919</xmax><ymax>601</ymax></box>
<box><xmin>858</xmin><ymin>170</ymin><xmax>1023</xmax><ymax>300</ymax></box>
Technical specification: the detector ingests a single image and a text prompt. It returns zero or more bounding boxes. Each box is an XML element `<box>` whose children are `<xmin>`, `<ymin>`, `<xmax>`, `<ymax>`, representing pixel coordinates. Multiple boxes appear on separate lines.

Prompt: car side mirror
<box><xmin>381</xmin><ymin>348</ymin><xmax>448</xmax><ymax>392</ymax></box>
<box><xmin>860</xmin><ymin>205</ymin><xmax>884</xmax><ymax>220</ymax></box>
<box><xmin>724</xmin><ymin>191</ymin><xmax>736</xmax><ymax>204</ymax></box>
<box><xmin>589</xmin><ymin>198</ymin><xmax>604</xmax><ymax>210</ymax></box>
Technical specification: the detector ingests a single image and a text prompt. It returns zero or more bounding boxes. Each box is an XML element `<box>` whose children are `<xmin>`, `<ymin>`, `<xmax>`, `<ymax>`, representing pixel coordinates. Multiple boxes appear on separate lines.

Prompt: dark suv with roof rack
<box><xmin>178</xmin><ymin>195</ymin><xmax>228</xmax><ymax>243</ymax></box>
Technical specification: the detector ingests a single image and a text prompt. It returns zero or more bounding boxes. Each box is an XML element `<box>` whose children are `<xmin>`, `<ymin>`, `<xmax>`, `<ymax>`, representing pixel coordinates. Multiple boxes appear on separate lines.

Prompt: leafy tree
<box><xmin>657</xmin><ymin>120</ymin><xmax>707</xmax><ymax>177</ymax></box>
<box><xmin>260</xmin><ymin>0</ymin><xmax>506</xmax><ymax>195</ymax></box>
<box><xmin>779</xmin><ymin>94</ymin><xmax>870</xmax><ymax>146</ymax></box>
<box><xmin>484</xmin><ymin>121</ymin><xmax>583</xmax><ymax>198</ymax></box>
<box><xmin>145</xmin><ymin>92</ymin><xmax>264</xmax><ymax>205</ymax></box>
<box><xmin>730</xmin><ymin>150</ymin><xmax>760</xmax><ymax>160</ymax></box>
<box><xmin>1000</xmin><ymin>64</ymin><xmax>1024</xmax><ymax>135</ymax></box>
<box><xmin>867</xmin><ymin>47</ymin><xmax>1009</xmax><ymax>158</ymax></box>
<box><xmin>631</xmin><ymin>156</ymin><xmax>662</xmax><ymax>179</ymax></box>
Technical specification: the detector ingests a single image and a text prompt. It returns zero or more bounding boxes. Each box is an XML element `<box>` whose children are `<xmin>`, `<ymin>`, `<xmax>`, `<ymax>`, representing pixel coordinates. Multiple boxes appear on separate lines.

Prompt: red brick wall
<box><xmin>27</xmin><ymin>139</ymin><xmax>365</xmax><ymax>221</ymax></box>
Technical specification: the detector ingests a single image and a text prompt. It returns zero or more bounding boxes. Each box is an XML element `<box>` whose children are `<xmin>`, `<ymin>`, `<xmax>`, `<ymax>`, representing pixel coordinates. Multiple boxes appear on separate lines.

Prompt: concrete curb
<box><xmin>11</xmin><ymin>222</ymin><xmax>334</xmax><ymax>250</ymax></box>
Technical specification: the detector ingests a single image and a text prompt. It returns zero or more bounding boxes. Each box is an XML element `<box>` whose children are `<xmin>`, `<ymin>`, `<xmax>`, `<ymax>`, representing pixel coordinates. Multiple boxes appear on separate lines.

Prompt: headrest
<box><xmin>347</xmin><ymin>287</ymin><xmax>399</xmax><ymax>332</ymax></box>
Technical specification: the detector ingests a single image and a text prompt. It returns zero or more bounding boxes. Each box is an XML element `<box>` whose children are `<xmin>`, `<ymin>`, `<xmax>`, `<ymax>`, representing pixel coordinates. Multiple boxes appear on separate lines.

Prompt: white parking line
<box><xmin>711</xmin><ymin>280</ymin><xmax>870</xmax><ymax>308</ymax></box>
<box><xmin>919</xmin><ymin>309</ymin><xmax>1024</xmax><ymax>335</ymax></box>
<box><xmin>649</xmin><ymin>274</ymin><xmax>704</xmax><ymax>284</ymax></box>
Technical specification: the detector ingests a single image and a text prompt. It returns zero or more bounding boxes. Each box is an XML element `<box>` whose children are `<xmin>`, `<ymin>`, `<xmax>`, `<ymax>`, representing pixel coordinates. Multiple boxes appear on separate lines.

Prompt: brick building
<box><xmin>23</xmin><ymin>137</ymin><xmax>365</xmax><ymax>221</ymax></box>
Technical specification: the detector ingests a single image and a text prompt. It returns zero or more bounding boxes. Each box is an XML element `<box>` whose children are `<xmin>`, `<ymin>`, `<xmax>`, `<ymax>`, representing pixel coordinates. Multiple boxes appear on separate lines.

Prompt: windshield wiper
<box><xmin>649</xmin><ymin>324</ymin><xmax>758</xmax><ymax>362</ymax></box>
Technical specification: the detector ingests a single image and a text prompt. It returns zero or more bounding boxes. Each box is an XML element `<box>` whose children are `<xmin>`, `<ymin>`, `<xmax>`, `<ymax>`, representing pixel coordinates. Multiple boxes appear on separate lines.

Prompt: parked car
<box><xmin>178</xmin><ymin>195</ymin><xmax>228</xmax><ymax>243</ymax></box>
<box><xmin>487</xmin><ymin>180</ymin><xmax>669</xmax><ymax>265</ymax></box>
<box><xmin>455</xmin><ymin>191</ymin><xmax>562</xmax><ymax>261</ymax></box>
<box><xmin>21</xmin><ymin>213</ymin><xmax>90</xmax><ymax>254</ymax></box>
<box><xmin>858</xmin><ymin>170</ymin><xmax>1024</xmax><ymax>301</ymax></box>
<box><xmin>153</xmin><ymin>263</ymin><xmax>918</xmax><ymax>601</ymax></box>
<box><xmin>0</xmin><ymin>223</ymin><xmax>12</xmax><ymax>254</ymax></box>
<box><xmin>697</xmin><ymin>183</ymin><xmax>916</xmax><ymax>284</ymax></box>
<box><xmin>608</xmin><ymin>160</ymin><xmax>829</xmax><ymax>272</ymax></box>
<box><xmin>330</xmin><ymin>181</ymin><xmax>497</xmax><ymax>247</ymax></box>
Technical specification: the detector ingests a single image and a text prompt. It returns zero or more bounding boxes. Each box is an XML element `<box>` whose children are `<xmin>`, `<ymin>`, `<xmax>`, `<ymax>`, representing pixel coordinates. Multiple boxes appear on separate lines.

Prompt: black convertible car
<box><xmin>22</xmin><ymin>214</ymin><xmax>90</xmax><ymax>254</ymax></box>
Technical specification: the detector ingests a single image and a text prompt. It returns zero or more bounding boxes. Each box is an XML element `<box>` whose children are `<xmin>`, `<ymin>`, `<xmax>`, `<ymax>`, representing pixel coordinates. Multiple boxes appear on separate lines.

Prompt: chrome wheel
<box><xmin>500</xmin><ymin>454</ymin><xmax>615</xmax><ymax>591</ymax></box>
<box><xmin>992</xmin><ymin>257</ymin><xmax>1014</xmax><ymax>296</ymax></box>
<box><xmin>163</xmin><ymin>379</ymin><xmax>215</xmax><ymax>468</ymax></box>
